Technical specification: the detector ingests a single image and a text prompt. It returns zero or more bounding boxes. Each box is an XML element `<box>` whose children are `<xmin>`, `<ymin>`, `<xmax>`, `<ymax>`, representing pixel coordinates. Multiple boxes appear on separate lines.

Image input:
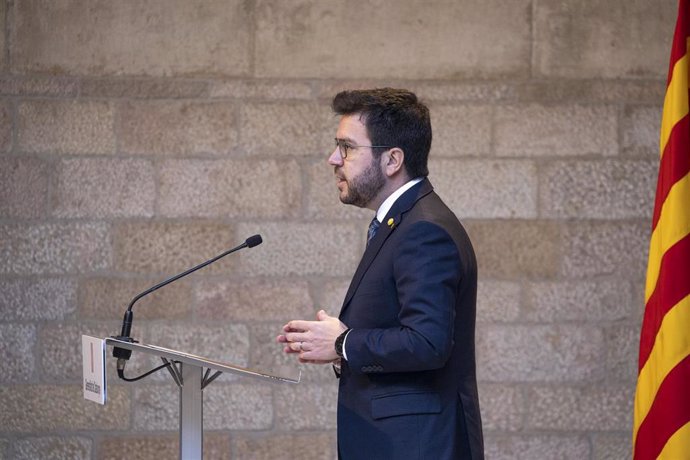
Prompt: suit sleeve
<box><xmin>344</xmin><ymin>221</ymin><xmax>462</xmax><ymax>374</ymax></box>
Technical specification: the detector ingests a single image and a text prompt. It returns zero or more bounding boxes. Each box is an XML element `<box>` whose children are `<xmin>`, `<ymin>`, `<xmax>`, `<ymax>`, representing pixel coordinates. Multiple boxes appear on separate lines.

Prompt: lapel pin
<box><xmin>387</xmin><ymin>218</ymin><xmax>395</xmax><ymax>228</ymax></box>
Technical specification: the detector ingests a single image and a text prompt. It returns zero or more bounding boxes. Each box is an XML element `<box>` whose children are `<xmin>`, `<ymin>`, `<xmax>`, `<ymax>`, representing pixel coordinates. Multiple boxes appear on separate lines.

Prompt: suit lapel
<box><xmin>339</xmin><ymin>179</ymin><xmax>434</xmax><ymax>316</ymax></box>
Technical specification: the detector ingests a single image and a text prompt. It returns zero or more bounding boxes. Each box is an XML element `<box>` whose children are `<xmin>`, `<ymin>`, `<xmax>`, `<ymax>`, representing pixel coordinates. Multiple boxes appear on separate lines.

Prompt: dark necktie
<box><xmin>367</xmin><ymin>217</ymin><xmax>380</xmax><ymax>247</ymax></box>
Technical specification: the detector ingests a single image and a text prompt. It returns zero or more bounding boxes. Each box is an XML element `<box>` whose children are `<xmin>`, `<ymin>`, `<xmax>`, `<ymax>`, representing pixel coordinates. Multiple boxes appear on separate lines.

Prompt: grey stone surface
<box><xmin>54</xmin><ymin>158</ymin><xmax>155</xmax><ymax>218</ymax></box>
<box><xmin>478</xmin><ymin>384</ymin><xmax>523</xmax><ymax>431</ymax></box>
<box><xmin>0</xmin><ymin>76</ymin><xmax>79</xmax><ymax>97</ymax></box>
<box><xmin>195</xmin><ymin>278</ymin><xmax>313</xmax><ymax>321</ymax></box>
<box><xmin>605</xmin><ymin>324</ymin><xmax>640</xmax><ymax>383</ymax></box>
<box><xmin>465</xmin><ymin>221</ymin><xmax>562</xmax><ymax>279</ymax></box>
<box><xmin>98</xmin><ymin>434</ymin><xmax>231</xmax><ymax>460</ymax></box>
<box><xmin>430</xmin><ymin>159</ymin><xmax>538</xmax><ymax>219</ymax></box>
<box><xmin>495</xmin><ymin>104</ymin><xmax>618</xmax><ymax>156</ymax></box>
<box><xmin>18</xmin><ymin>100</ymin><xmax>116</xmax><ymax>155</ymax></box>
<box><xmin>232</xmin><ymin>432</ymin><xmax>335</xmax><ymax>460</ymax></box>
<box><xmin>0</xmin><ymin>324</ymin><xmax>35</xmax><ymax>383</ymax></box>
<box><xmin>622</xmin><ymin>105</ymin><xmax>663</xmax><ymax>156</ymax></box>
<box><xmin>209</xmin><ymin>80</ymin><xmax>314</xmax><ymax>99</ymax></box>
<box><xmin>592</xmin><ymin>434</ymin><xmax>632</xmax><ymax>460</ymax></box>
<box><xmin>513</xmin><ymin>79</ymin><xmax>666</xmax><ymax>104</ymax></box>
<box><xmin>476</xmin><ymin>281</ymin><xmax>521</xmax><ymax>323</ymax></box>
<box><xmin>255</xmin><ymin>0</ymin><xmax>531</xmax><ymax>79</ymax></box>
<box><xmin>119</xmin><ymin>101</ymin><xmax>238</xmax><ymax>156</ymax></box>
<box><xmin>524</xmin><ymin>280</ymin><xmax>634</xmax><ymax>322</ymax></box>
<box><xmin>158</xmin><ymin>159</ymin><xmax>302</xmax><ymax>218</ymax></box>
<box><xmin>13</xmin><ymin>436</ymin><xmax>91</xmax><ymax>460</ymax></box>
<box><xmin>429</xmin><ymin>105</ymin><xmax>492</xmax><ymax>157</ymax></box>
<box><xmin>240</xmin><ymin>102</ymin><xmax>336</xmax><ymax>156</ymax></box>
<box><xmin>79</xmin><ymin>276</ymin><xmax>191</xmax><ymax>320</ymax></box>
<box><xmin>0</xmin><ymin>101</ymin><xmax>10</xmax><ymax>152</ymax></box>
<box><xmin>0</xmin><ymin>278</ymin><xmax>76</xmax><ymax>321</ymax></box>
<box><xmin>0</xmin><ymin>223</ymin><xmax>111</xmax><ymax>275</ymax></box>
<box><xmin>561</xmin><ymin>221</ymin><xmax>650</xmax><ymax>279</ymax></box>
<box><xmin>0</xmin><ymin>385</ymin><xmax>129</xmax><ymax>431</ymax></box>
<box><xmin>113</xmin><ymin>222</ymin><xmax>234</xmax><ymax>275</ymax></box>
<box><xmin>540</xmin><ymin>160</ymin><xmax>657</xmax><ymax>219</ymax></box>
<box><xmin>0</xmin><ymin>156</ymin><xmax>50</xmax><ymax>219</ymax></box>
<box><xmin>275</xmin><ymin>383</ymin><xmax>338</xmax><ymax>430</ymax></box>
<box><xmin>312</xmin><ymin>279</ymin><xmax>351</xmax><ymax>313</ymax></box>
<box><xmin>525</xmin><ymin>385</ymin><xmax>634</xmax><ymax>431</ymax></box>
<box><xmin>80</xmin><ymin>78</ymin><xmax>208</xmax><ymax>99</ymax></box>
<box><xmin>476</xmin><ymin>325</ymin><xmax>605</xmax><ymax>382</ymax></box>
<box><xmin>11</xmin><ymin>0</ymin><xmax>251</xmax><ymax>77</ymax></box>
<box><xmin>484</xmin><ymin>435</ymin><xmax>591</xmax><ymax>460</ymax></box>
<box><xmin>236</xmin><ymin>222</ymin><xmax>361</xmax><ymax>277</ymax></box>
<box><xmin>534</xmin><ymin>0</ymin><xmax>676</xmax><ymax>78</ymax></box>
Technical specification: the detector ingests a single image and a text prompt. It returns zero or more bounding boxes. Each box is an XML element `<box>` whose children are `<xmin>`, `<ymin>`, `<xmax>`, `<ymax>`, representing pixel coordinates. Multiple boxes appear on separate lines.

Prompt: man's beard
<box><xmin>339</xmin><ymin>157</ymin><xmax>386</xmax><ymax>208</ymax></box>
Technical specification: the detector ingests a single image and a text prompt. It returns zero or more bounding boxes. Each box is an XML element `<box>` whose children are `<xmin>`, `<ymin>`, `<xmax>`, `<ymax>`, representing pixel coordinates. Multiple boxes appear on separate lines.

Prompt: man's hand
<box><xmin>276</xmin><ymin>310</ymin><xmax>348</xmax><ymax>363</ymax></box>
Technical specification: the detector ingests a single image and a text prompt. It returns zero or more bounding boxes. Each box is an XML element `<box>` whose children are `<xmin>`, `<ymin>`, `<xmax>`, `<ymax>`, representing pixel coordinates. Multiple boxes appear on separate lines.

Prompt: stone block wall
<box><xmin>0</xmin><ymin>0</ymin><xmax>675</xmax><ymax>458</ymax></box>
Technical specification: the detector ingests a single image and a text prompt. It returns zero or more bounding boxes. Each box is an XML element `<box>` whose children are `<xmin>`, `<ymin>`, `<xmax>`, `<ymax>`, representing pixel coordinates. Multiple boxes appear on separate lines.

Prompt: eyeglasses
<box><xmin>334</xmin><ymin>138</ymin><xmax>393</xmax><ymax>160</ymax></box>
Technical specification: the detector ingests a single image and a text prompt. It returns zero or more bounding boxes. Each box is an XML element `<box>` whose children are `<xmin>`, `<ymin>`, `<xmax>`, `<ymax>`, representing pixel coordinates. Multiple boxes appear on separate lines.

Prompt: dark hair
<box><xmin>332</xmin><ymin>88</ymin><xmax>431</xmax><ymax>178</ymax></box>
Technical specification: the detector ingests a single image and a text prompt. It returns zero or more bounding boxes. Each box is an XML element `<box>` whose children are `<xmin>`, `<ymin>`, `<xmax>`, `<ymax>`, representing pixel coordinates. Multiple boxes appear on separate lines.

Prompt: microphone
<box><xmin>111</xmin><ymin>234</ymin><xmax>263</xmax><ymax>365</ymax></box>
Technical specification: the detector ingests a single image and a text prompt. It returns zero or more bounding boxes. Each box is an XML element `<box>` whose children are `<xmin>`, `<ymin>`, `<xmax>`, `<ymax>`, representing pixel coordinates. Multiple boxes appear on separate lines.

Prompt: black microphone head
<box><xmin>246</xmin><ymin>234</ymin><xmax>263</xmax><ymax>248</ymax></box>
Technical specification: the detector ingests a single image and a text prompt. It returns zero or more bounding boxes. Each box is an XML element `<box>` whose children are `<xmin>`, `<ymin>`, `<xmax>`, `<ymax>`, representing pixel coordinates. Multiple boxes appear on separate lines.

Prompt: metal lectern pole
<box><xmin>179</xmin><ymin>363</ymin><xmax>203</xmax><ymax>460</ymax></box>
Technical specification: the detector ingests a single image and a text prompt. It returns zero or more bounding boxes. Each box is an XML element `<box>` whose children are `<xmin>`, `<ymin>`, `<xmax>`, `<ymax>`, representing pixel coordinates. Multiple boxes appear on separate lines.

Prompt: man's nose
<box><xmin>328</xmin><ymin>147</ymin><xmax>343</xmax><ymax>166</ymax></box>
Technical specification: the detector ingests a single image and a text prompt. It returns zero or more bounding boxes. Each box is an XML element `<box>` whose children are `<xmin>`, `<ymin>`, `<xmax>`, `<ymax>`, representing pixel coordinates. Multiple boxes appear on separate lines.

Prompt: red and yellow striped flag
<box><xmin>633</xmin><ymin>1</ymin><xmax>690</xmax><ymax>458</ymax></box>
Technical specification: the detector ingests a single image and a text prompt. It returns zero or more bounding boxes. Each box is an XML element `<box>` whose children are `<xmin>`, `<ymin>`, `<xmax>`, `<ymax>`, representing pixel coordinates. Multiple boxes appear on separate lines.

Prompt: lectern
<box><xmin>105</xmin><ymin>338</ymin><xmax>300</xmax><ymax>460</ymax></box>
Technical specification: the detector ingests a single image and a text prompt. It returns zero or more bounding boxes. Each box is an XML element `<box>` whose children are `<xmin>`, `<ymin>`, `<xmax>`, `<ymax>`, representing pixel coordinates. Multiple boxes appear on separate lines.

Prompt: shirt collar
<box><xmin>375</xmin><ymin>177</ymin><xmax>424</xmax><ymax>223</ymax></box>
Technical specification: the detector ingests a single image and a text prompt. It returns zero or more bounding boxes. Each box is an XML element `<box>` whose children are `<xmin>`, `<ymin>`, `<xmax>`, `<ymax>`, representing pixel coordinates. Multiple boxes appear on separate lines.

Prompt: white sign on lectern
<box><xmin>81</xmin><ymin>335</ymin><xmax>106</xmax><ymax>405</ymax></box>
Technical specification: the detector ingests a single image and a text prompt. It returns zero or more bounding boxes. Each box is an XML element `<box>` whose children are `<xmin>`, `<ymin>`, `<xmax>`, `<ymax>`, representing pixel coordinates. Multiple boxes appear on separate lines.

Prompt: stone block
<box><xmin>236</xmin><ymin>222</ymin><xmax>361</xmax><ymax>277</ymax></box>
<box><xmin>592</xmin><ymin>434</ymin><xmax>631</xmax><ymax>460</ymax></box>
<box><xmin>0</xmin><ymin>156</ymin><xmax>49</xmax><ymax>218</ymax></box>
<box><xmin>430</xmin><ymin>159</ymin><xmax>538</xmax><ymax>218</ymax></box>
<box><xmin>312</xmin><ymin>279</ymin><xmax>351</xmax><ymax>312</ymax></box>
<box><xmin>429</xmin><ymin>105</ymin><xmax>492</xmax><ymax>157</ymax></box>
<box><xmin>99</xmin><ymin>434</ymin><xmax>230</xmax><ymax>460</ymax></box>
<box><xmin>0</xmin><ymin>278</ymin><xmax>76</xmax><ymax>321</ymax></box>
<box><xmin>540</xmin><ymin>160</ymin><xmax>657</xmax><ymax>219</ymax></box>
<box><xmin>80</xmin><ymin>78</ymin><xmax>208</xmax><ymax>99</ymax></box>
<box><xmin>134</xmin><ymin>383</ymin><xmax>272</xmax><ymax>430</ymax></box>
<box><xmin>476</xmin><ymin>281</ymin><xmax>521</xmax><ymax>323</ymax></box>
<box><xmin>605</xmin><ymin>324</ymin><xmax>640</xmax><ymax>383</ymax></box>
<box><xmin>408</xmin><ymin>82</ymin><xmax>516</xmax><ymax>103</ymax></box>
<box><xmin>147</xmin><ymin>323</ymin><xmax>249</xmax><ymax>369</ymax></box>
<box><xmin>79</xmin><ymin>277</ymin><xmax>191</xmax><ymax>320</ymax></box>
<box><xmin>240</xmin><ymin>102</ymin><xmax>336</xmax><ymax>156</ymax></box>
<box><xmin>495</xmin><ymin>104</ymin><xmax>617</xmax><ymax>156</ymax></box>
<box><xmin>478</xmin><ymin>384</ymin><xmax>523</xmax><ymax>431</ymax></box>
<box><xmin>209</xmin><ymin>80</ymin><xmax>314</xmax><ymax>99</ymax></box>
<box><xmin>119</xmin><ymin>101</ymin><xmax>238</xmax><ymax>155</ymax></box>
<box><xmin>534</xmin><ymin>0</ymin><xmax>676</xmax><ymax>78</ymax></box>
<box><xmin>622</xmin><ymin>105</ymin><xmax>663</xmax><ymax>156</ymax></box>
<box><xmin>0</xmin><ymin>324</ymin><xmax>35</xmax><ymax>383</ymax></box>
<box><xmin>0</xmin><ymin>1</ymin><xmax>5</xmax><ymax>70</ymax></box>
<box><xmin>195</xmin><ymin>278</ymin><xmax>313</xmax><ymax>321</ymax></box>
<box><xmin>0</xmin><ymin>439</ymin><xmax>7</xmax><ymax>459</ymax></box>
<box><xmin>0</xmin><ymin>385</ymin><xmax>129</xmax><ymax>431</ymax></box>
<box><xmin>158</xmin><ymin>159</ymin><xmax>301</xmax><ymax>218</ymax></box>
<box><xmin>524</xmin><ymin>280</ymin><xmax>634</xmax><ymax>322</ymax></box>
<box><xmin>40</xmin><ymin>322</ymin><xmax>118</xmax><ymax>381</ymax></box>
<box><xmin>18</xmin><ymin>100</ymin><xmax>115</xmax><ymax>155</ymax></box>
<box><xmin>484</xmin><ymin>435</ymin><xmax>590</xmax><ymax>460</ymax></box>
<box><xmin>13</xmin><ymin>436</ymin><xmax>91</xmax><ymax>460</ymax></box>
<box><xmin>562</xmin><ymin>221</ymin><xmax>650</xmax><ymax>279</ymax></box>
<box><xmin>255</xmin><ymin>0</ymin><xmax>531</xmax><ymax>79</ymax></box>
<box><xmin>275</xmin><ymin>383</ymin><xmax>338</xmax><ymax>430</ymax></box>
<box><xmin>0</xmin><ymin>223</ymin><xmax>111</xmax><ymax>275</ymax></box>
<box><xmin>248</xmin><ymin>323</ymin><xmax>333</xmax><ymax>384</ymax></box>
<box><xmin>11</xmin><ymin>0</ymin><xmax>250</xmax><ymax>77</ymax></box>
<box><xmin>464</xmin><ymin>221</ymin><xmax>562</xmax><ymax>279</ymax></box>
<box><xmin>0</xmin><ymin>76</ymin><xmax>79</xmax><ymax>97</ymax></box>
<box><xmin>525</xmin><ymin>385</ymin><xmax>634</xmax><ymax>431</ymax></box>
<box><xmin>305</xmin><ymin>159</ymin><xmax>373</xmax><ymax>220</ymax></box>
<box><xmin>232</xmin><ymin>432</ymin><xmax>336</xmax><ymax>460</ymax></box>
<box><xmin>0</xmin><ymin>101</ymin><xmax>10</xmax><ymax>152</ymax></box>
<box><xmin>476</xmin><ymin>325</ymin><xmax>605</xmax><ymax>382</ymax></box>
<box><xmin>54</xmin><ymin>158</ymin><xmax>155</xmax><ymax>218</ymax></box>
<box><xmin>513</xmin><ymin>80</ymin><xmax>666</xmax><ymax>105</ymax></box>
<box><xmin>113</xmin><ymin>222</ymin><xmax>234</xmax><ymax>275</ymax></box>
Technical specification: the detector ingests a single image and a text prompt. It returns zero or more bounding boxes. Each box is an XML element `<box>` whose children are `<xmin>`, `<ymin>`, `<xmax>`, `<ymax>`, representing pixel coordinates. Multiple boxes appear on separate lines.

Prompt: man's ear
<box><xmin>382</xmin><ymin>148</ymin><xmax>405</xmax><ymax>177</ymax></box>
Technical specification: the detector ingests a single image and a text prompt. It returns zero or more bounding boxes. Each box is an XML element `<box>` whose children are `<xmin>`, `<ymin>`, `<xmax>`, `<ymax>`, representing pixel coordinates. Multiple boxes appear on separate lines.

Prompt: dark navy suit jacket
<box><xmin>337</xmin><ymin>179</ymin><xmax>484</xmax><ymax>459</ymax></box>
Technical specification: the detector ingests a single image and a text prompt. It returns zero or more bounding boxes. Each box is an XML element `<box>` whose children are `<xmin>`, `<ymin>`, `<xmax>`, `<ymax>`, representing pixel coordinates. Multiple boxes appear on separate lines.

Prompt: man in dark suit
<box><xmin>278</xmin><ymin>88</ymin><xmax>484</xmax><ymax>459</ymax></box>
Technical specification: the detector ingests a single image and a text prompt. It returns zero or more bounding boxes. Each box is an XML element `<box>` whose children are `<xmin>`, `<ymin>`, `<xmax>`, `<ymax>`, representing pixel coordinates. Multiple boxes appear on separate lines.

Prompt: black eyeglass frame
<box><xmin>334</xmin><ymin>138</ymin><xmax>393</xmax><ymax>159</ymax></box>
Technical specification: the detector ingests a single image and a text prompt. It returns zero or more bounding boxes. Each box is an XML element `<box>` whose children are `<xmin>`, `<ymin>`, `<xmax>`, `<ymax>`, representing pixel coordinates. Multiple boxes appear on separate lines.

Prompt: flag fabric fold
<box><xmin>633</xmin><ymin>1</ymin><xmax>690</xmax><ymax>459</ymax></box>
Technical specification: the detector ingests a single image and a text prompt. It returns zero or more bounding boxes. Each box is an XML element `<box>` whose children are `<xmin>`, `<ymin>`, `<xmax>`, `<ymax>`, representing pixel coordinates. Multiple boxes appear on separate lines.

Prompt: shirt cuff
<box><xmin>341</xmin><ymin>329</ymin><xmax>352</xmax><ymax>361</ymax></box>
